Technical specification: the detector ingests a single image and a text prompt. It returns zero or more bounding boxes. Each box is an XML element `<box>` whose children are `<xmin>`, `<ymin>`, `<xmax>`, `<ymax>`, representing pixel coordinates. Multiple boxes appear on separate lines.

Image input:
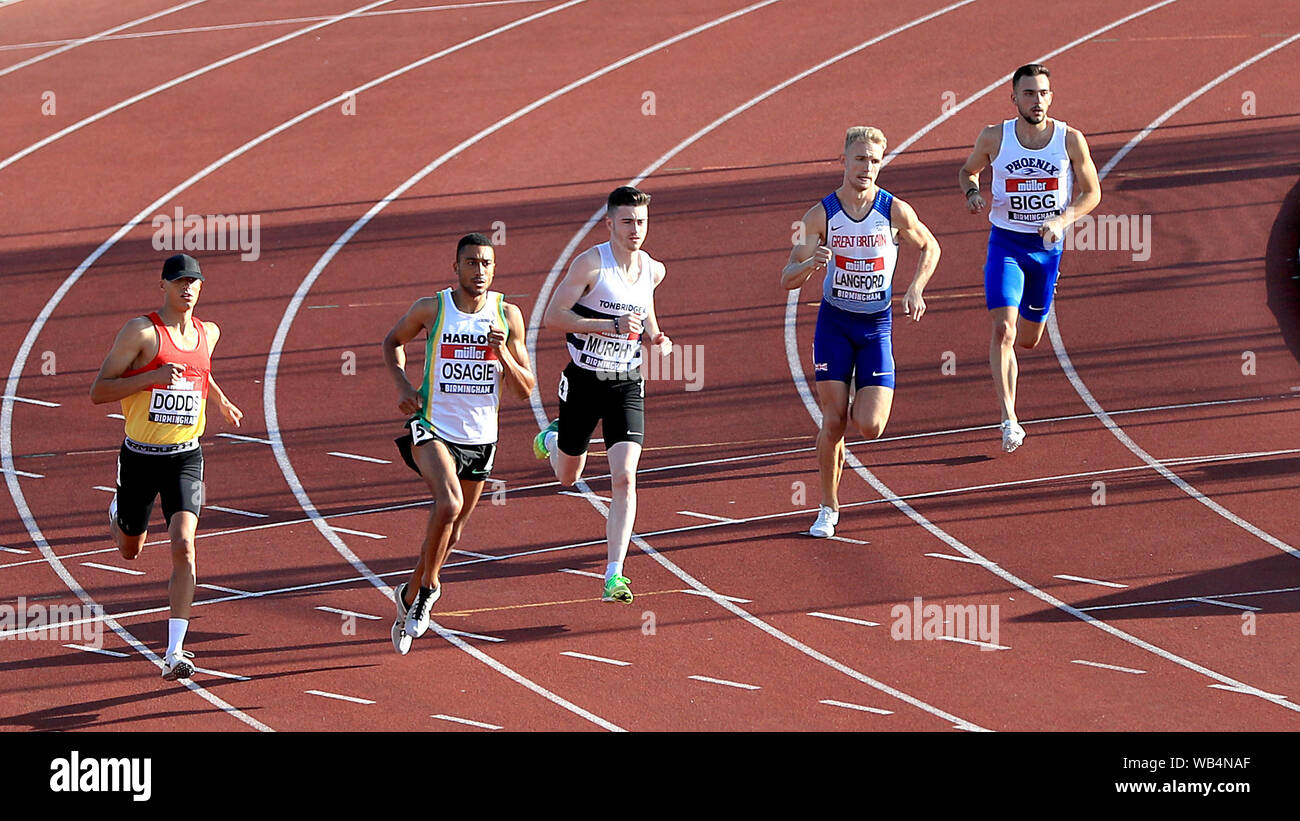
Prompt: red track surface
<box><xmin>1</xmin><ymin>0</ymin><xmax>1298</xmax><ymax>734</ymax></box>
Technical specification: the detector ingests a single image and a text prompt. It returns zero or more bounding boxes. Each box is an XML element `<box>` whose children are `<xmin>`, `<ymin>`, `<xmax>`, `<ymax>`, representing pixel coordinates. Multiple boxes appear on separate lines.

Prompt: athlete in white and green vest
<box><xmin>381</xmin><ymin>233</ymin><xmax>536</xmax><ymax>655</ymax></box>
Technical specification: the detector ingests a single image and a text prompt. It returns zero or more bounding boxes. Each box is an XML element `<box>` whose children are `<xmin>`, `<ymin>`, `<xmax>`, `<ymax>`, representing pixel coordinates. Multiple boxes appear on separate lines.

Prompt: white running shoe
<box><xmin>404</xmin><ymin>585</ymin><xmax>441</xmax><ymax>639</ymax></box>
<box><xmin>809</xmin><ymin>506</ymin><xmax>839</xmax><ymax>538</ymax></box>
<box><xmin>161</xmin><ymin>650</ymin><xmax>195</xmax><ymax>681</ymax></box>
<box><xmin>1001</xmin><ymin>420</ymin><xmax>1026</xmax><ymax>452</ymax></box>
<box><xmin>394</xmin><ymin>582</ymin><xmax>410</xmax><ymax>620</ymax></box>
<box><xmin>391</xmin><ymin>620</ymin><xmax>412</xmax><ymax>655</ymax></box>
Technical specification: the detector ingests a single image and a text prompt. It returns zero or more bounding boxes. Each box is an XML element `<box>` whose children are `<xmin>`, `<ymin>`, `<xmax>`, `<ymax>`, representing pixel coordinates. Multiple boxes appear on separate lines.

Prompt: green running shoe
<box><xmin>602</xmin><ymin>574</ymin><xmax>633</xmax><ymax>604</ymax></box>
<box><xmin>533</xmin><ymin>419</ymin><xmax>559</xmax><ymax>460</ymax></box>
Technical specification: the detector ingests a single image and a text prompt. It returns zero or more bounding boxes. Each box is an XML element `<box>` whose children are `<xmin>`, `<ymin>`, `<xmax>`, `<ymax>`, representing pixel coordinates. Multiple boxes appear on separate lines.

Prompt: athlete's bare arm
<box><xmin>89</xmin><ymin>317</ymin><xmax>180</xmax><ymax>404</ymax></box>
<box><xmin>544</xmin><ymin>248</ymin><xmax>644</xmax><ymax>336</ymax></box>
<box><xmin>639</xmin><ymin>259</ymin><xmax>671</xmax><ymax>356</ymax></box>
<box><xmin>891</xmin><ymin>198</ymin><xmax>941</xmax><ymax>322</ymax></box>
<box><xmin>382</xmin><ymin>298</ymin><xmax>438</xmax><ymax>416</ymax></box>
<box><xmin>492</xmin><ymin>302</ymin><xmax>537</xmax><ymax>401</ymax></box>
<box><xmin>958</xmin><ymin>124</ymin><xmax>1002</xmax><ymax>214</ymax></box>
<box><xmin>1040</xmin><ymin>127</ymin><xmax>1101</xmax><ymax>243</ymax></box>
<box><xmin>200</xmin><ymin>321</ymin><xmax>243</xmax><ymax>427</ymax></box>
<box><xmin>781</xmin><ymin>202</ymin><xmax>831</xmax><ymax>290</ymax></box>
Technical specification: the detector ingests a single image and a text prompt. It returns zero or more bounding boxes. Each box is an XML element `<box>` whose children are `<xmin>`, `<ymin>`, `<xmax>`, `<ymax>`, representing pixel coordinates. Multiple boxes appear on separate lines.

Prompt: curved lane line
<box><xmin>784</xmin><ymin>9</ymin><xmax>1300</xmax><ymax>714</ymax></box>
<box><xmin>1046</xmin><ymin>32</ymin><xmax>1300</xmax><ymax>560</ymax></box>
<box><xmin>529</xmin><ymin>0</ymin><xmax>991</xmax><ymax>732</ymax></box>
<box><xmin>264</xmin><ymin>1</ymin><xmax>792</xmax><ymax>734</ymax></box>
<box><xmin>1</xmin><ymin>1</ymin><xmax>583</xmax><ymax>731</ymax></box>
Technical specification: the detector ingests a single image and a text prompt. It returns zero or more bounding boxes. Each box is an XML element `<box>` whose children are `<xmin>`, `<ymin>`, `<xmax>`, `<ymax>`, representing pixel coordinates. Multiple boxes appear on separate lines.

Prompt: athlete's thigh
<box><xmin>456</xmin><ymin>478</ymin><xmax>487</xmax><ymax>521</ymax></box>
<box><xmin>600</xmin><ymin>378</ymin><xmax>644</xmax><ymax>449</ymax></box>
<box><xmin>852</xmin><ymin>322</ymin><xmax>894</xmax><ymax>390</ymax></box>
<box><xmin>1017</xmin><ymin>246</ymin><xmax>1063</xmax><ymax>325</ymax></box>
<box><xmin>816</xmin><ymin>378</ymin><xmax>851</xmax><ymax>418</ymax></box>
<box><xmin>412</xmin><ymin>438</ymin><xmax>462</xmax><ymax>502</ymax></box>
<box><xmin>984</xmin><ymin>233</ymin><xmax>1027</xmax><ymax>311</ymax></box>
<box><xmin>115</xmin><ymin>446</ymin><xmax>159</xmax><ymax>537</ymax></box>
<box><xmin>556</xmin><ymin>367</ymin><xmax>602</xmax><ymax>457</ymax></box>
<box><xmin>167</xmin><ymin>510</ymin><xmax>199</xmax><ymax>552</ymax></box>
<box><xmin>606</xmin><ymin>440</ymin><xmax>643</xmax><ymax>478</ymax></box>
<box><xmin>158</xmin><ymin>448</ymin><xmax>204</xmax><ymax>528</ymax></box>
<box><xmin>813</xmin><ymin>302</ymin><xmax>855</xmax><ymax>384</ymax></box>
<box><xmin>852</xmin><ymin>384</ymin><xmax>894</xmax><ymax>429</ymax></box>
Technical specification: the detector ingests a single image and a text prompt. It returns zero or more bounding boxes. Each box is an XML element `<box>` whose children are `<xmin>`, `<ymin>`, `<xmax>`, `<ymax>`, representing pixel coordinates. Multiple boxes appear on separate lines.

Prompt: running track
<box><xmin>1</xmin><ymin>0</ymin><xmax>1297</xmax><ymax>733</ymax></box>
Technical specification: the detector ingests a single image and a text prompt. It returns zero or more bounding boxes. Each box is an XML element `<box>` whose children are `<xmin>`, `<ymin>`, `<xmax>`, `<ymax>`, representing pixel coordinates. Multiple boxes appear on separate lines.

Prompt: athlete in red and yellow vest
<box><xmin>90</xmin><ymin>254</ymin><xmax>243</xmax><ymax>681</ymax></box>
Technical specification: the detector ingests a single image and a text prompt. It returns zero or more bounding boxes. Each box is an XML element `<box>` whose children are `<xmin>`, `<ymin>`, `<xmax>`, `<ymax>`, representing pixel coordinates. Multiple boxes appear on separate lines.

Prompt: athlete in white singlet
<box><xmin>783</xmin><ymin>127</ymin><xmax>941</xmax><ymax>539</ymax></box>
<box><xmin>382</xmin><ymin>233</ymin><xmax>536</xmax><ymax>654</ymax></box>
<box><xmin>959</xmin><ymin>63</ymin><xmax>1101</xmax><ymax>452</ymax></box>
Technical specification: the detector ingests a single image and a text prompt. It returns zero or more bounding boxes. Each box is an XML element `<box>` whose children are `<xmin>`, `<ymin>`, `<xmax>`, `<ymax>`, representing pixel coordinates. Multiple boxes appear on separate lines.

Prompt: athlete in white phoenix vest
<box><xmin>382</xmin><ymin>233</ymin><xmax>536</xmax><ymax>654</ymax></box>
<box><xmin>535</xmin><ymin>186</ymin><xmax>672</xmax><ymax>604</ymax></box>
<box><xmin>959</xmin><ymin>63</ymin><xmax>1101</xmax><ymax>452</ymax></box>
<box><xmin>783</xmin><ymin>127</ymin><xmax>940</xmax><ymax>539</ymax></box>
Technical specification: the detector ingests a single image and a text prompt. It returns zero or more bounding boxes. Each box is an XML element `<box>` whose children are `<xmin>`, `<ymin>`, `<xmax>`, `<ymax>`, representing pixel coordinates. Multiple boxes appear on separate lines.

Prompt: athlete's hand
<box><xmin>396</xmin><ymin>383</ymin><xmax>421</xmax><ymax>416</ymax></box>
<box><xmin>903</xmin><ymin>288</ymin><xmax>926</xmax><ymax>322</ymax></box>
<box><xmin>1039</xmin><ymin>217</ymin><xmax>1064</xmax><ymax>244</ymax></box>
<box><xmin>617</xmin><ymin>313</ymin><xmax>644</xmax><ymax>337</ymax></box>
<box><xmin>808</xmin><ymin>245</ymin><xmax>832</xmax><ymax>271</ymax></box>
<box><xmin>157</xmin><ymin>362</ymin><xmax>186</xmax><ymax>385</ymax></box>
<box><xmin>965</xmin><ymin>190</ymin><xmax>985</xmax><ymax>214</ymax></box>
<box><xmin>219</xmin><ymin>398</ymin><xmax>243</xmax><ymax>428</ymax></box>
<box><xmin>485</xmin><ymin>324</ymin><xmax>507</xmax><ymax>354</ymax></box>
<box><xmin>651</xmin><ymin>333</ymin><xmax>672</xmax><ymax>357</ymax></box>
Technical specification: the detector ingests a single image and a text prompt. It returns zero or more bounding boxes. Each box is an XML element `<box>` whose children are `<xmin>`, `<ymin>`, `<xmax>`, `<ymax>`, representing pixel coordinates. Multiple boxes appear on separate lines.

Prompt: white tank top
<box><xmin>565</xmin><ymin>242</ymin><xmax>655</xmax><ymax>373</ymax></box>
<box><xmin>417</xmin><ymin>288</ymin><xmax>508</xmax><ymax>445</ymax></box>
<box><xmin>990</xmin><ymin>118</ymin><xmax>1072</xmax><ymax>233</ymax></box>
<box><xmin>821</xmin><ymin>189</ymin><xmax>898</xmax><ymax>314</ymax></box>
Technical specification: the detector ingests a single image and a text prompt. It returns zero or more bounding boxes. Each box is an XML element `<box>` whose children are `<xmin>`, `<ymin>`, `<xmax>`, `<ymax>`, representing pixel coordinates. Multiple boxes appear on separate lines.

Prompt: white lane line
<box><xmin>197</xmin><ymin>583</ymin><xmax>251</xmax><ymax>596</ymax></box>
<box><xmin>561</xmin><ymin>490</ymin><xmax>610</xmax><ymax>502</ymax></box>
<box><xmin>1046</xmin><ymin>32</ymin><xmax>1300</xmax><ymax>563</ymax></box>
<box><xmin>431</xmin><ymin>713</ymin><xmax>502</xmax><ymax>730</ymax></box>
<box><xmin>938</xmin><ymin>635</ymin><xmax>1010</xmax><ymax>651</ymax></box>
<box><xmin>0</xmin><ymin>0</ymin><xmax>209</xmax><ymax>78</ymax></box>
<box><xmin>193</xmin><ymin>666</ymin><xmax>251</xmax><ymax>681</ymax></box>
<box><xmin>1191</xmin><ymin>597</ymin><xmax>1262</xmax><ymax>613</ymax></box>
<box><xmin>305</xmin><ymin>689</ymin><xmax>374</xmax><ymax>705</ymax></box>
<box><xmin>327</xmin><ymin>526</ymin><xmax>385</xmax><ymax>540</ymax></box>
<box><xmin>808</xmin><ymin>612</ymin><xmax>880</xmax><ymax>628</ymax></box>
<box><xmin>216</xmin><ymin>433</ymin><xmax>272</xmax><ymax>444</ymax></box>
<box><xmin>326</xmin><ymin>451</ymin><xmax>390</xmax><ymax>464</ymax></box>
<box><xmin>0</xmin><ymin>0</ymin><xmax>407</xmax><ymax>175</ymax></box>
<box><xmin>207</xmin><ymin>505</ymin><xmax>268</xmax><ymax>518</ymax></box>
<box><xmin>0</xmin><ymin>1</ymin><xmax>551</xmax><ymax>52</ymax></box>
<box><xmin>561</xmin><ymin>651</ymin><xmax>631</xmax><ymax>666</ymax></box>
<box><xmin>1071</xmin><ymin>660</ymin><xmax>1147</xmax><ymax>675</ymax></box>
<box><xmin>452</xmin><ymin>549</ymin><xmax>499</xmax><ymax>560</ymax></box>
<box><xmin>81</xmin><ymin>562</ymin><xmax>144</xmax><ymax>576</ymax></box>
<box><xmin>0</xmin><ymin>468</ymin><xmax>42</xmax><ymax>478</ymax></box>
<box><xmin>1208</xmin><ymin>684</ymin><xmax>1289</xmax><ymax>702</ymax></box>
<box><xmin>443</xmin><ymin>629</ymin><xmax>504</xmax><ymax>643</ymax></box>
<box><xmin>558</xmin><ymin>568</ymin><xmax>603</xmax><ymax>579</ymax></box>
<box><xmin>925</xmin><ymin>553</ymin><xmax>997</xmax><ymax>567</ymax></box>
<box><xmin>64</xmin><ymin>644</ymin><xmax>129</xmax><ymax>657</ymax></box>
<box><xmin>9</xmin><ymin>396</ymin><xmax>58</xmax><ymax>407</ymax></box>
<box><xmin>528</xmin><ymin>0</ymin><xmax>992</xmax><ymax>734</ymax></box>
<box><xmin>677</xmin><ymin>510</ymin><xmax>737</xmax><ymax>523</ymax></box>
<box><xmin>106</xmin><ymin>413</ymin><xmax>125</xmax><ymax>420</ymax></box>
<box><xmin>679</xmin><ymin>589</ymin><xmax>752</xmax><ymax>604</ymax></box>
<box><xmin>0</xmin><ymin>546</ymin><xmax>28</xmax><ymax>554</ymax></box>
<box><xmin>1055</xmin><ymin>574</ymin><xmax>1127</xmax><ymax>589</ymax></box>
<box><xmin>828</xmin><ymin>534</ymin><xmax>870</xmax><ymax>545</ymax></box>
<box><xmin>315</xmin><ymin>606</ymin><xmax>381</xmax><ymax>620</ymax></box>
<box><xmin>821</xmin><ymin>699</ymin><xmax>892</xmax><ymax>715</ymax></box>
<box><xmin>1077</xmin><ymin>585</ymin><xmax>1300</xmax><ymax>613</ymax></box>
<box><xmin>92</xmin><ymin>486</ymin><xmax>115</xmax><ymax>493</ymax></box>
<box><xmin>263</xmin><ymin>0</ymin><xmax>787</xmax><ymax>737</ymax></box>
<box><xmin>689</xmin><ymin>675</ymin><xmax>760</xmax><ymax>691</ymax></box>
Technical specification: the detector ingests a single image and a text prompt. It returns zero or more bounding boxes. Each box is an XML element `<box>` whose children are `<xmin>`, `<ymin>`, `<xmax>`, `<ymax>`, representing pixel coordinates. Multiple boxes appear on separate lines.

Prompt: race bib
<box><xmin>579</xmin><ymin>332</ymin><xmax>640</xmax><ymax>370</ymax></box>
<box><xmin>831</xmin><ymin>256</ymin><xmax>887</xmax><ymax>304</ymax></box>
<box><xmin>1005</xmin><ymin>177</ymin><xmax>1061</xmax><ymax>225</ymax></box>
<box><xmin>148</xmin><ymin>379</ymin><xmax>202</xmax><ymax>426</ymax></box>
<box><xmin>409</xmin><ymin>418</ymin><xmax>435</xmax><ymax>446</ymax></box>
<box><xmin>557</xmin><ymin>373</ymin><xmax>569</xmax><ymax>402</ymax></box>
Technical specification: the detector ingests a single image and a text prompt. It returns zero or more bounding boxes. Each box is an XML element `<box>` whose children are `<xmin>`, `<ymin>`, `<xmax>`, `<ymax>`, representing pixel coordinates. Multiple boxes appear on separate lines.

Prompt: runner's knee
<box><xmin>610</xmin><ymin>468</ymin><xmax>636</xmax><ymax>497</ymax></box>
<box><xmin>993</xmin><ymin>319</ymin><xmax>1017</xmax><ymax>347</ymax></box>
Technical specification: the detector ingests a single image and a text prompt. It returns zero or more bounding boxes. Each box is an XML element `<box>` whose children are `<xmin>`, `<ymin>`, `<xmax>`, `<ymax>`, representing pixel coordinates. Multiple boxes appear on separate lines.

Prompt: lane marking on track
<box><xmin>0</xmin><ymin>0</ymin><xmax>407</xmax><ymax>174</ymax></box>
<box><xmin>326</xmin><ymin>451</ymin><xmax>390</xmax><ymax>464</ymax></box>
<box><xmin>443</xmin><ymin>629</ymin><xmax>504</xmax><ymax>643</ymax></box>
<box><xmin>305</xmin><ymin>689</ymin><xmax>374</xmax><ymax>705</ymax></box>
<box><xmin>64</xmin><ymin>644</ymin><xmax>128</xmax><ymax>658</ymax></box>
<box><xmin>0</xmin><ymin>0</ymin><xmax>209</xmax><ymax>78</ymax></box>
<box><xmin>1</xmin><ymin>468</ymin><xmax>41</xmax><ymax>478</ymax></box>
<box><xmin>92</xmin><ymin>486</ymin><xmax>115</xmax><ymax>493</ymax></box>
<box><xmin>316</xmin><ymin>606</ymin><xmax>381</xmax><ymax>620</ymax></box>
<box><xmin>1208</xmin><ymin>684</ymin><xmax>1288</xmax><ymax>702</ymax></box>
<box><xmin>561</xmin><ymin>490</ymin><xmax>610</xmax><ymax>502</ymax></box>
<box><xmin>561</xmin><ymin>651</ymin><xmax>631</xmax><ymax>667</ymax></box>
<box><xmin>1046</xmin><ymin>31</ymin><xmax>1300</xmax><ymax>562</ymax></box>
<box><xmin>197</xmin><ymin>583</ymin><xmax>251</xmax><ymax>595</ymax></box>
<box><xmin>677</xmin><ymin>510</ymin><xmax>737</xmax><ymax>523</ymax></box>
<box><xmin>1071</xmin><ymin>660</ymin><xmax>1146</xmax><ymax>675</ymax></box>
<box><xmin>1073</xmin><ymin>584</ymin><xmax>1300</xmax><ymax>614</ymax></box>
<box><xmin>0</xmin><ymin>546</ymin><xmax>29</xmax><ymax>554</ymax></box>
<box><xmin>452</xmin><ymin>549</ymin><xmax>499</xmax><ymax>560</ymax></box>
<box><xmin>827</xmin><ymin>534</ymin><xmax>870</xmax><ymax>545</ymax></box>
<box><xmin>81</xmin><ymin>562</ymin><xmax>144</xmax><ymax>576</ymax></box>
<box><xmin>1054</xmin><ymin>574</ymin><xmax>1127</xmax><ymax>589</ymax></box>
<box><xmin>558</xmin><ymin>568</ymin><xmax>602</xmax><ymax>578</ymax></box>
<box><xmin>106</xmin><ymin>413</ymin><xmax>125</xmax><ymax>420</ymax></box>
<box><xmin>9</xmin><ymin>396</ymin><xmax>58</xmax><ymax>407</ymax></box>
<box><xmin>925</xmin><ymin>553</ymin><xmax>997</xmax><ymax>567</ymax></box>
<box><xmin>808</xmin><ymin>612</ymin><xmax>880</xmax><ymax>628</ymax></box>
<box><xmin>1189</xmin><ymin>597</ymin><xmax>1261</xmax><ymax>613</ymax></box>
<box><xmin>680</xmin><ymin>589</ymin><xmax>752</xmax><ymax>604</ymax></box>
<box><xmin>431</xmin><ymin>713</ymin><xmax>502</xmax><ymax>730</ymax></box>
<box><xmin>820</xmin><ymin>699</ymin><xmax>891</xmax><ymax>715</ymax></box>
<box><xmin>216</xmin><ymin>433</ymin><xmax>272</xmax><ymax>444</ymax></box>
<box><xmin>207</xmin><ymin>505</ymin><xmax>267</xmax><ymax>518</ymax></box>
<box><xmin>939</xmin><ymin>636</ymin><xmax>1010</xmax><ymax>651</ymax></box>
<box><xmin>327</xmin><ymin>526</ymin><xmax>385</xmax><ymax>540</ymax></box>
<box><xmin>0</xmin><ymin>1</ymin><xmax>552</xmax><ymax>52</ymax></box>
<box><xmin>689</xmin><ymin>675</ymin><xmax>760</xmax><ymax>691</ymax></box>
<box><xmin>438</xmin><ymin>590</ymin><xmax>683</xmax><ymax>617</ymax></box>
<box><xmin>264</xmin><ymin>0</ymin><xmax>797</xmax><ymax>736</ymax></box>
<box><xmin>193</xmin><ymin>666</ymin><xmax>250</xmax><ymax>681</ymax></box>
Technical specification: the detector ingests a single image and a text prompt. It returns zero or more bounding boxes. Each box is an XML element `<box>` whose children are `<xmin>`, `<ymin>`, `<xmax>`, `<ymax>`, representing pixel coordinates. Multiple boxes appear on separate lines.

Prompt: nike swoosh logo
<box><xmin>871</xmin><ymin>371</ymin><xmax>892</xmax><ymax>377</ymax></box>
<box><xmin>1027</xmin><ymin>305</ymin><xmax>1044</xmax><ymax>311</ymax></box>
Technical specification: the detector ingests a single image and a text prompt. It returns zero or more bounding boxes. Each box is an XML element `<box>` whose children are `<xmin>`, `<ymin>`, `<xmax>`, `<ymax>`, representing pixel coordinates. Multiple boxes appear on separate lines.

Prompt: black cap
<box><xmin>161</xmin><ymin>254</ymin><xmax>204</xmax><ymax>281</ymax></box>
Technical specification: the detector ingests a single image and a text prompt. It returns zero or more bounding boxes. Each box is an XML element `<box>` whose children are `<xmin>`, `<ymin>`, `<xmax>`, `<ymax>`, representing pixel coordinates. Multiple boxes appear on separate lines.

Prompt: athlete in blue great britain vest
<box><xmin>959</xmin><ymin>63</ymin><xmax>1101</xmax><ymax>452</ymax></box>
<box><xmin>782</xmin><ymin>126</ymin><xmax>941</xmax><ymax>540</ymax></box>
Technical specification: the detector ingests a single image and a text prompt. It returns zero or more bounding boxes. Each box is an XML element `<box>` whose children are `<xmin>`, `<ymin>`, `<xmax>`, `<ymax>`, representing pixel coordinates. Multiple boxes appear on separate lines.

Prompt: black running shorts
<box><xmin>556</xmin><ymin>361</ymin><xmax>645</xmax><ymax>456</ymax></box>
<box><xmin>395</xmin><ymin>419</ymin><xmax>496</xmax><ymax>482</ymax></box>
<box><xmin>114</xmin><ymin>442</ymin><xmax>204</xmax><ymax>536</ymax></box>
